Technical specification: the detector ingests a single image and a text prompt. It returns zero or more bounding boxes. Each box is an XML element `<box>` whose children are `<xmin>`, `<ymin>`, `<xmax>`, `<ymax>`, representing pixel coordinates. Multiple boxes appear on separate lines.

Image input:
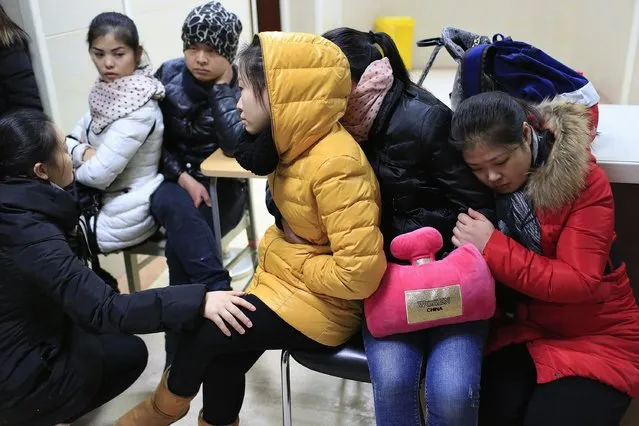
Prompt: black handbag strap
<box><xmin>416</xmin><ymin>38</ymin><xmax>444</xmax><ymax>87</ymax></box>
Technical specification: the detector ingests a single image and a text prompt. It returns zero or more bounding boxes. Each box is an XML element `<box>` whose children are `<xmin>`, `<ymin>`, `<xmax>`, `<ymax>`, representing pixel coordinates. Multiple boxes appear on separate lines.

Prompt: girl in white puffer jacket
<box><xmin>66</xmin><ymin>12</ymin><xmax>164</xmax><ymax>253</ymax></box>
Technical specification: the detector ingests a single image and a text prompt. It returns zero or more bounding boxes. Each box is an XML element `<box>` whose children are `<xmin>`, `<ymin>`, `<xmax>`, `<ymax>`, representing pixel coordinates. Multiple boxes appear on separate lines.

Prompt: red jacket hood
<box><xmin>526</xmin><ymin>99</ymin><xmax>592</xmax><ymax>211</ymax></box>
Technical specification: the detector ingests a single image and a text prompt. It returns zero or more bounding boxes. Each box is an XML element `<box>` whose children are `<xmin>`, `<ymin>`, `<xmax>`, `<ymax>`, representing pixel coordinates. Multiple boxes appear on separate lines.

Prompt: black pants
<box><xmin>480</xmin><ymin>344</ymin><xmax>631</xmax><ymax>426</ymax></box>
<box><xmin>168</xmin><ymin>295</ymin><xmax>326</xmax><ymax>425</ymax></box>
<box><xmin>151</xmin><ymin>178</ymin><xmax>247</xmax><ymax>367</ymax></box>
<box><xmin>6</xmin><ymin>334</ymin><xmax>147</xmax><ymax>426</ymax></box>
<box><xmin>65</xmin><ymin>334</ymin><xmax>148</xmax><ymax>422</ymax></box>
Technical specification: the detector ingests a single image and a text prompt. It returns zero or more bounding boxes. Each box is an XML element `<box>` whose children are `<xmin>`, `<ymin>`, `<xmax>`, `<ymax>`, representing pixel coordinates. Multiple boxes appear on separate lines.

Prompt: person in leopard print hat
<box><xmin>152</xmin><ymin>1</ymin><xmax>247</xmax><ymax>369</ymax></box>
<box><xmin>182</xmin><ymin>1</ymin><xmax>242</xmax><ymax>66</ymax></box>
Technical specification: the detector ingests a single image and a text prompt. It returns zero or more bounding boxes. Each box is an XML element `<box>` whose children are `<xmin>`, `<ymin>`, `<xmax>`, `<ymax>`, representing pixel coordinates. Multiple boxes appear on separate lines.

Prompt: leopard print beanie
<box><xmin>181</xmin><ymin>1</ymin><xmax>242</xmax><ymax>63</ymax></box>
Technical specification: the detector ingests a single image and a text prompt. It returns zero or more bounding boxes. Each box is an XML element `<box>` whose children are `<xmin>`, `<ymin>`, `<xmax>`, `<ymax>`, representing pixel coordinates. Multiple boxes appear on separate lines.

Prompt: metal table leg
<box><xmin>208</xmin><ymin>176</ymin><xmax>223</xmax><ymax>256</ymax></box>
<box><xmin>244</xmin><ymin>179</ymin><xmax>259</xmax><ymax>268</ymax></box>
<box><xmin>123</xmin><ymin>252</ymin><xmax>140</xmax><ymax>293</ymax></box>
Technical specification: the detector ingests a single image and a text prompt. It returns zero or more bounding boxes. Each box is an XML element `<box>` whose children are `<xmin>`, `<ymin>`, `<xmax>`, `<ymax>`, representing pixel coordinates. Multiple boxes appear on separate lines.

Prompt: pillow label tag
<box><xmin>405</xmin><ymin>284</ymin><xmax>462</xmax><ymax>324</ymax></box>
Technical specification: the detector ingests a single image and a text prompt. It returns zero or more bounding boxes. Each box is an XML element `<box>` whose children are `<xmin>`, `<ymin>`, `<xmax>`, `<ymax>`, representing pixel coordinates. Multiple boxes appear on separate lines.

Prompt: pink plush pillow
<box><xmin>364</xmin><ymin>227</ymin><xmax>496</xmax><ymax>338</ymax></box>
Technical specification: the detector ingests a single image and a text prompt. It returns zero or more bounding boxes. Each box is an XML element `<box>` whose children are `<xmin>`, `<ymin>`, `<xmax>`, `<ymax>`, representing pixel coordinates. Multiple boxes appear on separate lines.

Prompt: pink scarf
<box><xmin>88</xmin><ymin>66</ymin><xmax>165</xmax><ymax>134</ymax></box>
<box><xmin>341</xmin><ymin>57</ymin><xmax>394</xmax><ymax>142</ymax></box>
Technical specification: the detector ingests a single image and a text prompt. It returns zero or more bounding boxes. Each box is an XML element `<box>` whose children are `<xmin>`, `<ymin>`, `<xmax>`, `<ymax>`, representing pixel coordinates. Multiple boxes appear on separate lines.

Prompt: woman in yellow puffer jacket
<box><xmin>116</xmin><ymin>32</ymin><xmax>386</xmax><ymax>426</ymax></box>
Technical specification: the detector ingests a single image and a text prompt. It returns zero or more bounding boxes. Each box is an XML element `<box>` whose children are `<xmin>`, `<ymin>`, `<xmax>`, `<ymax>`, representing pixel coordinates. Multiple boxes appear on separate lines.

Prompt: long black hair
<box><xmin>87</xmin><ymin>12</ymin><xmax>140</xmax><ymax>51</ymax></box>
<box><xmin>322</xmin><ymin>27</ymin><xmax>412</xmax><ymax>86</ymax></box>
<box><xmin>237</xmin><ymin>36</ymin><xmax>267</xmax><ymax>108</ymax></box>
<box><xmin>0</xmin><ymin>109</ymin><xmax>58</xmax><ymax>180</ymax></box>
<box><xmin>0</xmin><ymin>5</ymin><xmax>29</xmax><ymax>49</ymax></box>
<box><xmin>451</xmin><ymin>91</ymin><xmax>547</xmax><ymax>151</ymax></box>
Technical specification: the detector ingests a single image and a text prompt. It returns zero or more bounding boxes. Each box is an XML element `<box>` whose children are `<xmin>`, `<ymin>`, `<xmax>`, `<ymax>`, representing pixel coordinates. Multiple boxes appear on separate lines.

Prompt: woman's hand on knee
<box><xmin>203</xmin><ymin>291</ymin><xmax>256</xmax><ymax>336</ymax></box>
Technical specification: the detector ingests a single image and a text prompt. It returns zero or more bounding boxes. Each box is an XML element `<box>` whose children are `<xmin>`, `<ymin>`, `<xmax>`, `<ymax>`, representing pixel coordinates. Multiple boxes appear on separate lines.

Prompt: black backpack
<box><xmin>67</xmin><ymin>181</ymin><xmax>120</xmax><ymax>293</ymax></box>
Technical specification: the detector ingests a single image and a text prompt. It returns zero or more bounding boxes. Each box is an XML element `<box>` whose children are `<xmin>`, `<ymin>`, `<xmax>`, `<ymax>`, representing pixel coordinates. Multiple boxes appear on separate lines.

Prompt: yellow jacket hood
<box><xmin>258</xmin><ymin>32</ymin><xmax>351</xmax><ymax>164</ymax></box>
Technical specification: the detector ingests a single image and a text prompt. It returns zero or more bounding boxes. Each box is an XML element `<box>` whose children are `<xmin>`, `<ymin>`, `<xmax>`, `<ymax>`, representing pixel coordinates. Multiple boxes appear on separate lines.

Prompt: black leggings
<box><xmin>168</xmin><ymin>295</ymin><xmax>326</xmax><ymax>425</ymax></box>
<box><xmin>480</xmin><ymin>344</ymin><xmax>631</xmax><ymax>426</ymax></box>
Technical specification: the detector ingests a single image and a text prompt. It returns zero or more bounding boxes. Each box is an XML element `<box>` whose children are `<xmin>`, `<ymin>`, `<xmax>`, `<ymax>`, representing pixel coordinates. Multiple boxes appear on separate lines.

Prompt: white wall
<box><xmin>626</xmin><ymin>0</ymin><xmax>639</xmax><ymax>104</ymax></box>
<box><xmin>284</xmin><ymin>0</ymin><xmax>639</xmax><ymax>104</ymax></box>
<box><xmin>631</xmin><ymin>53</ymin><xmax>639</xmax><ymax>104</ymax></box>
<box><xmin>281</xmin><ymin>0</ymin><xmax>315</xmax><ymax>33</ymax></box>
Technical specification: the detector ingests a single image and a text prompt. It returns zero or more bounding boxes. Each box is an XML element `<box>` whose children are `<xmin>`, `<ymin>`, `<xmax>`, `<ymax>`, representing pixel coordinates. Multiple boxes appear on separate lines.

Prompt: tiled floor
<box><xmin>75</xmin><ymin>338</ymin><xmax>376</xmax><ymax>426</ymax></box>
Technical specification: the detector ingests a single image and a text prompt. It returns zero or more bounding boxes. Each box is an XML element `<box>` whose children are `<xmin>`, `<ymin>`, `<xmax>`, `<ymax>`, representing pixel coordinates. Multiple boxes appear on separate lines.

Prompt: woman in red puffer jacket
<box><xmin>450</xmin><ymin>91</ymin><xmax>639</xmax><ymax>426</ymax></box>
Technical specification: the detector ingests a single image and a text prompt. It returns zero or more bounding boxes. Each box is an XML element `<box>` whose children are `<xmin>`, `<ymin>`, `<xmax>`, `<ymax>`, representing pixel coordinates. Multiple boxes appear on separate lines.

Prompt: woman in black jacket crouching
<box><xmin>0</xmin><ymin>109</ymin><xmax>254</xmax><ymax>426</ymax></box>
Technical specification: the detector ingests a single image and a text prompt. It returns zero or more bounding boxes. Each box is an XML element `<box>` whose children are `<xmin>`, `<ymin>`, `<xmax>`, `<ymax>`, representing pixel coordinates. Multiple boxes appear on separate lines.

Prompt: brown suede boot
<box><xmin>115</xmin><ymin>369</ymin><xmax>194</xmax><ymax>426</ymax></box>
<box><xmin>198</xmin><ymin>410</ymin><xmax>239</xmax><ymax>426</ymax></box>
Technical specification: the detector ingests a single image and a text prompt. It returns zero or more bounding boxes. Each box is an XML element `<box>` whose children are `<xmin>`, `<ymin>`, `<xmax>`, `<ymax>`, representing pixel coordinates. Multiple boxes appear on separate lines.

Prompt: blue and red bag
<box><xmin>461</xmin><ymin>34</ymin><xmax>599</xmax><ymax>135</ymax></box>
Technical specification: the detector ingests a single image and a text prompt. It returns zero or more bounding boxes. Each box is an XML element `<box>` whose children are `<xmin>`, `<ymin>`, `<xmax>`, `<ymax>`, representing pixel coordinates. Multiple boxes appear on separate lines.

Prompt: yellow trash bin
<box><xmin>373</xmin><ymin>16</ymin><xmax>416</xmax><ymax>69</ymax></box>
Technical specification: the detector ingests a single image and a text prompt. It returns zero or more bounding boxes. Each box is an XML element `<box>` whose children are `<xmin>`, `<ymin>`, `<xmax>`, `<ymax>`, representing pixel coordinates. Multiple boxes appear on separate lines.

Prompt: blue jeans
<box><xmin>363</xmin><ymin>320</ymin><xmax>488</xmax><ymax>426</ymax></box>
<box><xmin>151</xmin><ymin>179</ymin><xmax>245</xmax><ymax>366</ymax></box>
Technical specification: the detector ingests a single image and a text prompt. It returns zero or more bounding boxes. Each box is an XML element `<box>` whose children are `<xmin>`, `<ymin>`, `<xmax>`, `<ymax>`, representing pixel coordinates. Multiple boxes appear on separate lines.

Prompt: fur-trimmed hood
<box><xmin>526</xmin><ymin>99</ymin><xmax>593</xmax><ymax>210</ymax></box>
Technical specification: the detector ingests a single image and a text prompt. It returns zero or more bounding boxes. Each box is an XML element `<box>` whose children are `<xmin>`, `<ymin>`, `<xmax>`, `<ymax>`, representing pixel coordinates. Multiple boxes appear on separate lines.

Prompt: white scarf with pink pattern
<box><xmin>341</xmin><ymin>57</ymin><xmax>394</xmax><ymax>142</ymax></box>
<box><xmin>89</xmin><ymin>66</ymin><xmax>165</xmax><ymax>134</ymax></box>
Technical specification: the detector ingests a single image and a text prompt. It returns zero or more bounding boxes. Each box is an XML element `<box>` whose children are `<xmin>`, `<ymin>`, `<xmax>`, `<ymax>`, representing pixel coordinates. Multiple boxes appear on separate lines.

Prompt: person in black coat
<box><xmin>0</xmin><ymin>109</ymin><xmax>255</xmax><ymax>426</ymax></box>
<box><xmin>151</xmin><ymin>1</ymin><xmax>248</xmax><ymax>368</ymax></box>
<box><xmin>0</xmin><ymin>5</ymin><xmax>42</xmax><ymax>115</ymax></box>
<box><xmin>313</xmin><ymin>28</ymin><xmax>492</xmax><ymax>426</ymax></box>
<box><xmin>322</xmin><ymin>29</ymin><xmax>494</xmax><ymax>258</ymax></box>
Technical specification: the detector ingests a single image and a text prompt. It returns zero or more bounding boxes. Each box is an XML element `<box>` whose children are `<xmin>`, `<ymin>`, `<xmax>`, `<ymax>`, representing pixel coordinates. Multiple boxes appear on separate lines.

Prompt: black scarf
<box><xmin>495</xmin><ymin>129</ymin><xmax>552</xmax><ymax>254</ymax></box>
<box><xmin>494</xmin><ymin>129</ymin><xmax>552</xmax><ymax>315</ymax></box>
<box><xmin>234</xmin><ymin>128</ymin><xmax>279</xmax><ymax>176</ymax></box>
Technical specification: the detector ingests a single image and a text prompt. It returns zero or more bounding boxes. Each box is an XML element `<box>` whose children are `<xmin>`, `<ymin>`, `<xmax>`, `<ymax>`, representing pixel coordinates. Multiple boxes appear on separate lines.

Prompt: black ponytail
<box><xmin>369</xmin><ymin>31</ymin><xmax>412</xmax><ymax>86</ymax></box>
<box><xmin>323</xmin><ymin>27</ymin><xmax>412</xmax><ymax>87</ymax></box>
